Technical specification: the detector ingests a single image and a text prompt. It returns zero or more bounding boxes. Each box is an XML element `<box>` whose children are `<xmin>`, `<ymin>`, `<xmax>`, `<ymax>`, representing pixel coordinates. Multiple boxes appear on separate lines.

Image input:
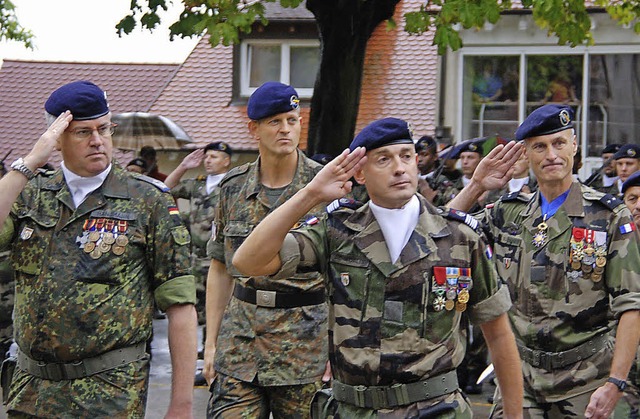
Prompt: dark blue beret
<box><xmin>602</xmin><ymin>143</ymin><xmax>621</xmax><ymax>155</ymax></box>
<box><xmin>515</xmin><ymin>104</ymin><xmax>574</xmax><ymax>141</ymax></box>
<box><xmin>126</xmin><ymin>158</ymin><xmax>148</xmax><ymax>171</ymax></box>
<box><xmin>44</xmin><ymin>80</ymin><xmax>109</xmax><ymax>121</ymax></box>
<box><xmin>415</xmin><ymin>135</ymin><xmax>437</xmax><ymax>152</ymax></box>
<box><xmin>614</xmin><ymin>144</ymin><xmax>640</xmax><ymax>160</ymax></box>
<box><xmin>204</xmin><ymin>141</ymin><xmax>233</xmax><ymax>156</ymax></box>
<box><xmin>247</xmin><ymin>82</ymin><xmax>300</xmax><ymax>120</ymax></box>
<box><xmin>622</xmin><ymin>170</ymin><xmax>640</xmax><ymax>194</ymax></box>
<box><xmin>311</xmin><ymin>153</ymin><xmax>333</xmax><ymax>165</ymax></box>
<box><xmin>349</xmin><ymin>117</ymin><xmax>414</xmax><ymax>152</ymax></box>
<box><xmin>448</xmin><ymin>137</ymin><xmax>487</xmax><ymax>159</ymax></box>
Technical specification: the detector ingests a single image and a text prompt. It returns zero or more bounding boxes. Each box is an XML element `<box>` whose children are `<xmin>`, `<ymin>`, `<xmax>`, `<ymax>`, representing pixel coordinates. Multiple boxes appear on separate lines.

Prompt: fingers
<box><xmin>332</xmin><ymin>147</ymin><xmax>366</xmax><ymax>176</ymax></box>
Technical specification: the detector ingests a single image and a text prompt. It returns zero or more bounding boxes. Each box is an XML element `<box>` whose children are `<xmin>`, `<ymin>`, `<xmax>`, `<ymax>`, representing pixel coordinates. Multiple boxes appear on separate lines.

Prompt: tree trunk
<box><xmin>306</xmin><ymin>0</ymin><xmax>400</xmax><ymax>157</ymax></box>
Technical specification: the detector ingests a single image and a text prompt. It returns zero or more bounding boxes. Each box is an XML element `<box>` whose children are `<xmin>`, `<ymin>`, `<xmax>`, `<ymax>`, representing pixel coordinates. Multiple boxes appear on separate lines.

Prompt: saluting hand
<box><xmin>305</xmin><ymin>147</ymin><xmax>367</xmax><ymax>203</ymax></box>
<box><xmin>25</xmin><ymin>111</ymin><xmax>73</xmax><ymax>170</ymax></box>
<box><xmin>179</xmin><ymin>149</ymin><xmax>205</xmax><ymax>170</ymax></box>
<box><xmin>472</xmin><ymin>141</ymin><xmax>524</xmax><ymax>192</ymax></box>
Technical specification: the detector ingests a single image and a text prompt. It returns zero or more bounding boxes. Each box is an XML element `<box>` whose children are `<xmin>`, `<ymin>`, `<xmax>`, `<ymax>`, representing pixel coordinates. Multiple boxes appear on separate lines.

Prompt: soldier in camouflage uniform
<box><xmin>0</xmin><ymin>81</ymin><xmax>197</xmax><ymax>417</ymax></box>
<box><xmin>0</xmin><ymin>164</ymin><xmax>14</xmax><ymax>362</ymax></box>
<box><xmin>203</xmin><ymin>82</ymin><xmax>328</xmax><ymax>418</ymax></box>
<box><xmin>450</xmin><ymin>104</ymin><xmax>640</xmax><ymax>418</ymax></box>
<box><xmin>613</xmin><ymin>144</ymin><xmax>640</xmax><ymax>197</ymax></box>
<box><xmin>166</xmin><ymin>142</ymin><xmax>232</xmax><ymax>327</ymax></box>
<box><xmin>584</xmin><ymin>144</ymin><xmax>620</xmax><ymax>195</ymax></box>
<box><xmin>233</xmin><ymin>117</ymin><xmax>524</xmax><ymax>418</ymax></box>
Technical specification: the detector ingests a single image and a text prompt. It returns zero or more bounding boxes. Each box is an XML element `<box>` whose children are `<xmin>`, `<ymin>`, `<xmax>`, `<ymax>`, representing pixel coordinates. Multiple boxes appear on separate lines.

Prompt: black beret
<box><xmin>44</xmin><ymin>80</ymin><xmax>109</xmax><ymax>121</ymax></box>
<box><xmin>448</xmin><ymin>137</ymin><xmax>487</xmax><ymax>159</ymax></box>
<box><xmin>614</xmin><ymin>144</ymin><xmax>640</xmax><ymax>160</ymax></box>
<box><xmin>349</xmin><ymin>118</ymin><xmax>414</xmax><ymax>152</ymax></box>
<box><xmin>247</xmin><ymin>82</ymin><xmax>300</xmax><ymax>120</ymax></box>
<box><xmin>602</xmin><ymin>143</ymin><xmax>621</xmax><ymax>155</ymax></box>
<box><xmin>415</xmin><ymin>135</ymin><xmax>437</xmax><ymax>152</ymax></box>
<box><xmin>515</xmin><ymin>104</ymin><xmax>574</xmax><ymax>141</ymax></box>
<box><xmin>622</xmin><ymin>170</ymin><xmax>640</xmax><ymax>194</ymax></box>
<box><xmin>127</xmin><ymin>158</ymin><xmax>148</xmax><ymax>171</ymax></box>
<box><xmin>204</xmin><ymin>141</ymin><xmax>233</xmax><ymax>156</ymax></box>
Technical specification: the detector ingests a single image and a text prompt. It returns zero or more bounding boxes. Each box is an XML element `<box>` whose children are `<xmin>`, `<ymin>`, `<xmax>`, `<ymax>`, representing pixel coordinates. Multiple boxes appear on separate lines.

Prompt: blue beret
<box><xmin>349</xmin><ymin>117</ymin><xmax>414</xmax><ymax>151</ymax></box>
<box><xmin>614</xmin><ymin>144</ymin><xmax>640</xmax><ymax>160</ymax></box>
<box><xmin>622</xmin><ymin>170</ymin><xmax>640</xmax><ymax>194</ymax></box>
<box><xmin>602</xmin><ymin>143</ymin><xmax>621</xmax><ymax>155</ymax></box>
<box><xmin>448</xmin><ymin>137</ymin><xmax>487</xmax><ymax>159</ymax></box>
<box><xmin>247</xmin><ymin>82</ymin><xmax>300</xmax><ymax>120</ymax></box>
<box><xmin>204</xmin><ymin>141</ymin><xmax>233</xmax><ymax>156</ymax></box>
<box><xmin>126</xmin><ymin>158</ymin><xmax>148</xmax><ymax>171</ymax></box>
<box><xmin>515</xmin><ymin>104</ymin><xmax>574</xmax><ymax>141</ymax></box>
<box><xmin>415</xmin><ymin>135</ymin><xmax>437</xmax><ymax>152</ymax></box>
<box><xmin>44</xmin><ymin>80</ymin><xmax>109</xmax><ymax>121</ymax></box>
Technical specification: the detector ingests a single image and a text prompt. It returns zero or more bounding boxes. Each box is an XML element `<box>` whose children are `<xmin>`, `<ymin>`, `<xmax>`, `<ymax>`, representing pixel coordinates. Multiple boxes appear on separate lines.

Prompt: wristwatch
<box><xmin>607</xmin><ymin>377</ymin><xmax>627</xmax><ymax>392</ymax></box>
<box><xmin>10</xmin><ymin>158</ymin><xmax>36</xmax><ymax>180</ymax></box>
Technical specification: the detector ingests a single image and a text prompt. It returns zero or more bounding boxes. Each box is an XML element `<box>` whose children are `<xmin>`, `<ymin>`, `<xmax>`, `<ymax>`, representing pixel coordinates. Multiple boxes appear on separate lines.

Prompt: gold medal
<box><xmin>112</xmin><ymin>245</ymin><xmax>126</xmax><ymax>256</ymax></box>
<box><xmin>595</xmin><ymin>256</ymin><xmax>606</xmax><ymax>268</ymax></box>
<box><xmin>582</xmin><ymin>263</ymin><xmax>593</xmax><ymax>274</ymax></box>
<box><xmin>455</xmin><ymin>301</ymin><xmax>467</xmax><ymax>312</ymax></box>
<box><xmin>98</xmin><ymin>241</ymin><xmax>111</xmax><ymax>253</ymax></box>
<box><xmin>593</xmin><ymin>266</ymin><xmax>604</xmax><ymax>275</ymax></box>
<box><xmin>102</xmin><ymin>232</ymin><xmax>115</xmax><ymax>245</ymax></box>
<box><xmin>115</xmin><ymin>235</ymin><xmax>129</xmax><ymax>246</ymax></box>
<box><xmin>83</xmin><ymin>242</ymin><xmax>96</xmax><ymax>253</ymax></box>
<box><xmin>88</xmin><ymin>231</ymin><xmax>101</xmax><ymax>242</ymax></box>
<box><xmin>532</xmin><ymin>218</ymin><xmax>548</xmax><ymax>248</ymax></box>
<box><xmin>591</xmin><ymin>273</ymin><xmax>602</xmax><ymax>282</ymax></box>
<box><xmin>458</xmin><ymin>289</ymin><xmax>470</xmax><ymax>304</ymax></box>
<box><xmin>89</xmin><ymin>248</ymin><xmax>102</xmax><ymax>259</ymax></box>
<box><xmin>571</xmin><ymin>260</ymin><xmax>582</xmax><ymax>270</ymax></box>
<box><xmin>445</xmin><ymin>299</ymin><xmax>455</xmax><ymax>311</ymax></box>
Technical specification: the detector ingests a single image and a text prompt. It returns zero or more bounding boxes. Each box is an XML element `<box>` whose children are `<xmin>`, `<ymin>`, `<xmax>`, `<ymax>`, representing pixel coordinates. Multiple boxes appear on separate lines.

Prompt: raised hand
<box><xmin>473</xmin><ymin>141</ymin><xmax>524</xmax><ymax>192</ymax></box>
<box><xmin>25</xmin><ymin>111</ymin><xmax>73</xmax><ymax>170</ymax></box>
<box><xmin>180</xmin><ymin>149</ymin><xmax>205</xmax><ymax>170</ymax></box>
<box><xmin>305</xmin><ymin>147</ymin><xmax>367</xmax><ymax>204</ymax></box>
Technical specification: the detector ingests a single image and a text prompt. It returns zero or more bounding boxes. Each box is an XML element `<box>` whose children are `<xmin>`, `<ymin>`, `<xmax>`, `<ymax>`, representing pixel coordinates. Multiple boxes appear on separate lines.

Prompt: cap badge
<box><xmin>290</xmin><ymin>95</ymin><xmax>300</xmax><ymax>110</ymax></box>
<box><xmin>406</xmin><ymin>121</ymin><xmax>414</xmax><ymax>139</ymax></box>
<box><xmin>559</xmin><ymin>109</ymin><xmax>571</xmax><ymax>126</ymax></box>
<box><xmin>629</xmin><ymin>149</ymin><xmax>637</xmax><ymax>157</ymax></box>
<box><xmin>220</xmin><ymin>144</ymin><xmax>227</xmax><ymax>151</ymax></box>
<box><xmin>469</xmin><ymin>143</ymin><xmax>477</xmax><ymax>152</ymax></box>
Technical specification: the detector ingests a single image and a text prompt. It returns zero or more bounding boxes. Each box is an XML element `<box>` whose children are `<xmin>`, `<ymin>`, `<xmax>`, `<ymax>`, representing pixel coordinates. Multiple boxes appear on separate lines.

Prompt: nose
<box><xmin>88</xmin><ymin>130</ymin><xmax>104</xmax><ymax>147</ymax></box>
<box><xmin>392</xmin><ymin>156</ymin><xmax>406</xmax><ymax>175</ymax></box>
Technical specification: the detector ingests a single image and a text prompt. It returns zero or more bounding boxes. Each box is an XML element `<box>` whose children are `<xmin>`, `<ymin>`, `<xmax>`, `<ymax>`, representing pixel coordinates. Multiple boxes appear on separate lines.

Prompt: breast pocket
<box><xmin>329</xmin><ymin>252</ymin><xmax>371</xmax><ymax>323</ymax></box>
<box><xmin>11</xmin><ymin>214</ymin><xmax>57</xmax><ymax>277</ymax></box>
<box><xmin>494</xmin><ymin>231</ymin><xmax>523</xmax><ymax>301</ymax></box>
<box><xmin>223</xmin><ymin>221</ymin><xmax>253</xmax><ymax>276</ymax></box>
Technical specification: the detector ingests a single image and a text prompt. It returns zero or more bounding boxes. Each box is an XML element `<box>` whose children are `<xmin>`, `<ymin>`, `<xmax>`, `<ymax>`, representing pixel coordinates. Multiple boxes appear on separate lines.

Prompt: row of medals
<box><xmin>80</xmin><ymin>221</ymin><xmax>130</xmax><ymax>260</ymax></box>
<box><xmin>568</xmin><ymin>233</ymin><xmax>606</xmax><ymax>282</ymax></box>
<box><xmin>432</xmin><ymin>278</ymin><xmax>471</xmax><ymax>313</ymax></box>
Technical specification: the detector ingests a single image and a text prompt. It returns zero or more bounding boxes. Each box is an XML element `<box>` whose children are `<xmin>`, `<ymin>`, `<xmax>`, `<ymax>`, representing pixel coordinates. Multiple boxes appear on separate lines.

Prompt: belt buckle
<box><xmin>40</xmin><ymin>361</ymin><xmax>64</xmax><ymax>381</ymax></box>
<box><xmin>256</xmin><ymin>290</ymin><xmax>277</xmax><ymax>308</ymax></box>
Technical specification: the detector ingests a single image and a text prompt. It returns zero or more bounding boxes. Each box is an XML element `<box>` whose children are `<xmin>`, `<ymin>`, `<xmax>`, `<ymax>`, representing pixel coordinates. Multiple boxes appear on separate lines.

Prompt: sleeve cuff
<box><xmin>469</xmin><ymin>286</ymin><xmax>512</xmax><ymax>325</ymax></box>
<box><xmin>155</xmin><ymin>274</ymin><xmax>196</xmax><ymax>311</ymax></box>
<box><xmin>271</xmin><ymin>233</ymin><xmax>301</xmax><ymax>280</ymax></box>
<box><xmin>611</xmin><ymin>292</ymin><xmax>640</xmax><ymax>318</ymax></box>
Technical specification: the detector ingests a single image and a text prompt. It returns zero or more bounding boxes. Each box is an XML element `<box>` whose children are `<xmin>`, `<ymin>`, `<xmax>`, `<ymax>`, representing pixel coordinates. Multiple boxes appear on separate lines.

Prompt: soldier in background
<box><xmin>165</xmin><ymin>142</ymin><xmax>232</xmax><ymax>385</ymax></box>
<box><xmin>233</xmin><ymin>117</ymin><xmax>524</xmax><ymax>417</ymax></box>
<box><xmin>0</xmin><ymin>159</ymin><xmax>14</xmax><ymax>361</ymax></box>
<box><xmin>140</xmin><ymin>145</ymin><xmax>168</xmax><ymax>182</ymax></box>
<box><xmin>450</xmin><ymin>104</ymin><xmax>640</xmax><ymax>418</ymax></box>
<box><xmin>415</xmin><ymin>135</ymin><xmax>439</xmax><ymax>179</ymax></box>
<box><xmin>203</xmin><ymin>82</ymin><xmax>329</xmax><ymax>418</ymax></box>
<box><xmin>0</xmin><ymin>80</ymin><xmax>197</xmax><ymax>417</ymax></box>
<box><xmin>125</xmin><ymin>157</ymin><xmax>148</xmax><ymax>174</ymax></box>
<box><xmin>585</xmin><ymin>144</ymin><xmax>620</xmax><ymax>194</ymax></box>
<box><xmin>614</xmin><ymin>144</ymin><xmax>640</xmax><ymax>195</ymax></box>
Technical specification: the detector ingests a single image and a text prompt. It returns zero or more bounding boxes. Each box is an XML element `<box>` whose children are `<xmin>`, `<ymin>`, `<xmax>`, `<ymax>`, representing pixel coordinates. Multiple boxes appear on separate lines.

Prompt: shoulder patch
<box><xmin>326</xmin><ymin>198</ymin><xmax>363</xmax><ymax>214</ymax></box>
<box><xmin>219</xmin><ymin>163</ymin><xmax>250</xmax><ymax>187</ymax></box>
<box><xmin>501</xmin><ymin>191</ymin><xmax>531</xmax><ymax>203</ymax></box>
<box><xmin>36</xmin><ymin>168</ymin><xmax>56</xmax><ymax>177</ymax></box>
<box><xmin>443</xmin><ymin>208</ymin><xmax>480</xmax><ymax>232</ymax></box>
<box><xmin>132</xmin><ymin>173</ymin><xmax>170</xmax><ymax>192</ymax></box>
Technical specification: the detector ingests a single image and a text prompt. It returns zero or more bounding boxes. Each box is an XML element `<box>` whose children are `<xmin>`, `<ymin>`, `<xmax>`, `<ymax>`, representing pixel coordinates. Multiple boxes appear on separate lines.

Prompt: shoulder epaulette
<box><xmin>326</xmin><ymin>198</ymin><xmax>363</xmax><ymax>214</ymax></box>
<box><xmin>219</xmin><ymin>163</ymin><xmax>250</xmax><ymax>187</ymax></box>
<box><xmin>500</xmin><ymin>191</ymin><xmax>531</xmax><ymax>203</ymax></box>
<box><xmin>598</xmin><ymin>194</ymin><xmax>623</xmax><ymax>211</ymax></box>
<box><xmin>36</xmin><ymin>168</ymin><xmax>56</xmax><ymax>177</ymax></box>
<box><xmin>132</xmin><ymin>173</ymin><xmax>170</xmax><ymax>192</ymax></box>
<box><xmin>443</xmin><ymin>208</ymin><xmax>480</xmax><ymax>232</ymax></box>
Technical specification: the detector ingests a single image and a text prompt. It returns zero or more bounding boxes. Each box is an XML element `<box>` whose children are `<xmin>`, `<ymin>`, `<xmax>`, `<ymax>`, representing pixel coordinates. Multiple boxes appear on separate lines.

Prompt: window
<box><xmin>240</xmin><ymin>40</ymin><xmax>321</xmax><ymax>98</ymax></box>
<box><xmin>460</xmin><ymin>53</ymin><xmax>640</xmax><ymax>163</ymax></box>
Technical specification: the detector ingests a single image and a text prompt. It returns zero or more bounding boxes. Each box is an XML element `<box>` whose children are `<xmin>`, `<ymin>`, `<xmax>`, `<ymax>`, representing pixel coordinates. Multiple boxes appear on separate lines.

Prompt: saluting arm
<box><xmin>233</xmin><ymin>147</ymin><xmax>367</xmax><ymax>277</ymax></box>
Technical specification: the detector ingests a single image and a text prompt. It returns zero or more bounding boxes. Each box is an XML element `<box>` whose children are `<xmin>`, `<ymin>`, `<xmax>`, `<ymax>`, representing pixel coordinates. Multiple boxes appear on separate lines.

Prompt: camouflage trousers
<box><xmin>0</xmin><ymin>256</ymin><xmax>14</xmax><ymax>358</ymax></box>
<box><xmin>7</xmin><ymin>356</ymin><xmax>150</xmax><ymax>418</ymax></box>
<box><xmin>328</xmin><ymin>390</ymin><xmax>472</xmax><ymax>419</ymax></box>
<box><xmin>207</xmin><ymin>372</ymin><xmax>323</xmax><ymax>419</ymax></box>
<box><xmin>491</xmin><ymin>385</ymin><xmax>593</xmax><ymax>418</ymax></box>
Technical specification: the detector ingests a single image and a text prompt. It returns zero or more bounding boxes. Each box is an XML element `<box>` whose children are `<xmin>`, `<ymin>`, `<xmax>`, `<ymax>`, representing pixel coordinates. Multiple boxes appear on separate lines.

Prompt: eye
<box><xmin>268</xmin><ymin>119</ymin><xmax>279</xmax><ymax>126</ymax></box>
<box><xmin>75</xmin><ymin>129</ymin><xmax>92</xmax><ymax>138</ymax></box>
<box><xmin>287</xmin><ymin>117</ymin><xmax>298</xmax><ymax>124</ymax></box>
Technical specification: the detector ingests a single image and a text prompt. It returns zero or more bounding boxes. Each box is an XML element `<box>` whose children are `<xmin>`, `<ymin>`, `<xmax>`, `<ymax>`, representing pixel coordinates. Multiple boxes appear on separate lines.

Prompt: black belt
<box><xmin>332</xmin><ymin>370</ymin><xmax>458</xmax><ymax>410</ymax></box>
<box><xmin>17</xmin><ymin>342</ymin><xmax>147</xmax><ymax>381</ymax></box>
<box><xmin>517</xmin><ymin>332</ymin><xmax>610</xmax><ymax>371</ymax></box>
<box><xmin>233</xmin><ymin>284</ymin><xmax>325</xmax><ymax>308</ymax></box>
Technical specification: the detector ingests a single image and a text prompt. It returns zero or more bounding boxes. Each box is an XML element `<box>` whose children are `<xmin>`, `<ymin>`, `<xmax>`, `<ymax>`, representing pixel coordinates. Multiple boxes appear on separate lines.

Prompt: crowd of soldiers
<box><xmin>0</xmin><ymin>79</ymin><xmax>639</xmax><ymax>419</ymax></box>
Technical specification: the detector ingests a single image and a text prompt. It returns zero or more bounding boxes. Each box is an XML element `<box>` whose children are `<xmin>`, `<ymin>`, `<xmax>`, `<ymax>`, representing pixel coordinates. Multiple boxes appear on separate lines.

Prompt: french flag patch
<box><xmin>485</xmin><ymin>245</ymin><xmax>493</xmax><ymax>260</ymax></box>
<box><xmin>620</xmin><ymin>223</ymin><xmax>636</xmax><ymax>234</ymax></box>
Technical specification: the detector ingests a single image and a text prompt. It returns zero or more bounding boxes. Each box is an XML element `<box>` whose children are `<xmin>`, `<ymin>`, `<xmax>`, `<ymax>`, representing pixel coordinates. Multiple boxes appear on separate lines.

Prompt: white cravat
<box><xmin>508</xmin><ymin>176</ymin><xmax>529</xmax><ymax>193</ymax></box>
<box><xmin>206</xmin><ymin>173</ymin><xmax>225</xmax><ymax>195</ymax></box>
<box><xmin>602</xmin><ymin>174</ymin><xmax>617</xmax><ymax>188</ymax></box>
<box><xmin>61</xmin><ymin>162</ymin><xmax>111</xmax><ymax>208</ymax></box>
<box><xmin>462</xmin><ymin>176</ymin><xmax>471</xmax><ymax>187</ymax></box>
<box><xmin>369</xmin><ymin>195</ymin><xmax>420</xmax><ymax>264</ymax></box>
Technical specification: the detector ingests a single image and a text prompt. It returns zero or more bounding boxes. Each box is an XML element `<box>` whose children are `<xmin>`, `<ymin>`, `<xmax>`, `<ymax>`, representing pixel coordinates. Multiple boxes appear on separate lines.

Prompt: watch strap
<box><xmin>11</xmin><ymin>158</ymin><xmax>36</xmax><ymax>180</ymax></box>
<box><xmin>606</xmin><ymin>377</ymin><xmax>627</xmax><ymax>392</ymax></box>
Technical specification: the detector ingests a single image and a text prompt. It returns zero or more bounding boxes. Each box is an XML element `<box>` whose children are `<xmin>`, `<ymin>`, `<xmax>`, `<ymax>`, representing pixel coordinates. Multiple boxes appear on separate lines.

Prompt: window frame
<box><xmin>239</xmin><ymin>39</ymin><xmax>321</xmax><ymax>98</ymax></box>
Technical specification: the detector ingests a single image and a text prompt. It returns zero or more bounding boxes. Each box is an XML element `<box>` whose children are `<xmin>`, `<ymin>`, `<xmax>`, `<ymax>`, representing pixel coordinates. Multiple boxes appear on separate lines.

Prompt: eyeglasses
<box><xmin>67</xmin><ymin>123</ymin><xmax>117</xmax><ymax>140</ymax></box>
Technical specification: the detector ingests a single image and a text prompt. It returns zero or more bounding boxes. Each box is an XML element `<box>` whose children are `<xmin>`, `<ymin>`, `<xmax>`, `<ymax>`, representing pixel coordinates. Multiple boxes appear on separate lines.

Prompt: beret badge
<box><xmin>468</xmin><ymin>143</ymin><xmax>478</xmax><ymax>152</ymax></box>
<box><xmin>559</xmin><ymin>109</ymin><xmax>571</xmax><ymax>126</ymax></box>
<box><xmin>407</xmin><ymin>121</ymin><xmax>414</xmax><ymax>139</ymax></box>
<box><xmin>290</xmin><ymin>95</ymin><xmax>300</xmax><ymax>110</ymax></box>
<box><xmin>629</xmin><ymin>148</ymin><xmax>637</xmax><ymax>158</ymax></box>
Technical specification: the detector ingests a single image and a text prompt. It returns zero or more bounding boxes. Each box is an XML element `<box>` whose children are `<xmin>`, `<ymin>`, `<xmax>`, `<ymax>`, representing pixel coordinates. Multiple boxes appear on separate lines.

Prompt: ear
<box><xmin>248</xmin><ymin>120</ymin><xmax>258</xmax><ymax>140</ymax></box>
<box><xmin>353</xmin><ymin>167</ymin><xmax>366</xmax><ymax>185</ymax></box>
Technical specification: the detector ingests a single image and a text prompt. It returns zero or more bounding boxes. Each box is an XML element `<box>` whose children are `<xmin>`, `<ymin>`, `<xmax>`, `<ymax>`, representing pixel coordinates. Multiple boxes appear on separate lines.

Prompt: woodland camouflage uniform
<box><xmin>277</xmin><ymin>194</ymin><xmax>511</xmax><ymax>418</ymax></box>
<box><xmin>0</xmin><ymin>164</ymin><xmax>195</xmax><ymax>417</ymax></box>
<box><xmin>207</xmin><ymin>150</ymin><xmax>328</xmax><ymax>416</ymax></box>
<box><xmin>484</xmin><ymin>181</ymin><xmax>640</xmax><ymax>415</ymax></box>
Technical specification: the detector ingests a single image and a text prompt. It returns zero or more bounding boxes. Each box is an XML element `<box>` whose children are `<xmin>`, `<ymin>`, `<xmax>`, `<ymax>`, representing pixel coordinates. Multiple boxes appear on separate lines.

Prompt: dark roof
<box><xmin>0</xmin><ymin>59</ymin><xmax>179</xmax><ymax>165</ymax></box>
<box><xmin>264</xmin><ymin>1</ymin><xmax>314</xmax><ymax>20</ymax></box>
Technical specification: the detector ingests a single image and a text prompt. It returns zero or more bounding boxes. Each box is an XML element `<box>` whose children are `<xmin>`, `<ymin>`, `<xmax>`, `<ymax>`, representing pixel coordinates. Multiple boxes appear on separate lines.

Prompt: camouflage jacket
<box><xmin>587</xmin><ymin>173</ymin><xmax>619</xmax><ymax>196</ymax></box>
<box><xmin>207</xmin><ymin>149</ymin><xmax>328</xmax><ymax>386</ymax></box>
<box><xmin>278</xmin><ymin>194</ymin><xmax>511</xmax><ymax>387</ymax></box>
<box><xmin>171</xmin><ymin>175</ymin><xmax>220</xmax><ymax>264</ymax></box>
<box><xmin>483</xmin><ymin>181</ymin><xmax>640</xmax><ymax>402</ymax></box>
<box><xmin>433</xmin><ymin>176</ymin><xmax>463</xmax><ymax>207</ymax></box>
<box><xmin>0</xmin><ymin>164</ymin><xmax>195</xmax><ymax>363</ymax></box>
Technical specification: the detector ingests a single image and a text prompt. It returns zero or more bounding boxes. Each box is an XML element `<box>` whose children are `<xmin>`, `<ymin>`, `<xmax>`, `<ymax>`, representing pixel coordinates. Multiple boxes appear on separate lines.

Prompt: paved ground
<box><xmin>1</xmin><ymin>318</ymin><xmax>496</xmax><ymax>418</ymax></box>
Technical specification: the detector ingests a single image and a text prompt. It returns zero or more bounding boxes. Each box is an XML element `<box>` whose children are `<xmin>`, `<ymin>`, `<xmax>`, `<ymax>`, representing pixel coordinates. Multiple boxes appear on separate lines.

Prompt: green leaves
<box><xmin>0</xmin><ymin>0</ymin><xmax>34</xmax><ymax>48</ymax></box>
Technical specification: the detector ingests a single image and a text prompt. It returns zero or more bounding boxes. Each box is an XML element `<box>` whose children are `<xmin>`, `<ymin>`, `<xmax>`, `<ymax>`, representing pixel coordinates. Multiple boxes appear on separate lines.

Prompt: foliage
<box><xmin>0</xmin><ymin>0</ymin><xmax>33</xmax><ymax>48</ymax></box>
